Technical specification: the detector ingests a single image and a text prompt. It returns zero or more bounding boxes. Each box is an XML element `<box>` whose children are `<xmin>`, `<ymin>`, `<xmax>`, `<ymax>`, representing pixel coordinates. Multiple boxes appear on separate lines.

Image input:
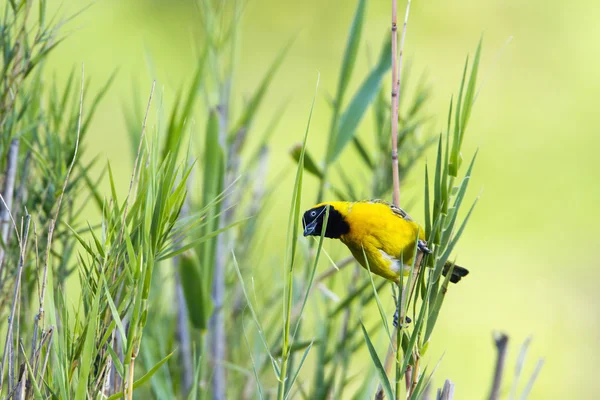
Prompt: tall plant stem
<box><xmin>126</xmin><ymin>356</ymin><xmax>136</xmax><ymax>400</ymax></box>
<box><xmin>0</xmin><ymin>139</ymin><xmax>19</xmax><ymax>279</ymax></box>
<box><xmin>392</xmin><ymin>0</ymin><xmax>413</xmax><ymax>398</ymax></box>
<box><xmin>391</xmin><ymin>0</ymin><xmax>411</xmax><ymax>207</ymax></box>
<box><xmin>209</xmin><ymin>79</ymin><xmax>232</xmax><ymax>400</ymax></box>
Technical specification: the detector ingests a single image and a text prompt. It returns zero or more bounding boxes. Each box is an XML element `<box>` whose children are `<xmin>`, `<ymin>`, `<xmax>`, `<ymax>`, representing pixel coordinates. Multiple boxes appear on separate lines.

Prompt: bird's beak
<box><xmin>303</xmin><ymin>221</ymin><xmax>317</xmax><ymax>237</ymax></box>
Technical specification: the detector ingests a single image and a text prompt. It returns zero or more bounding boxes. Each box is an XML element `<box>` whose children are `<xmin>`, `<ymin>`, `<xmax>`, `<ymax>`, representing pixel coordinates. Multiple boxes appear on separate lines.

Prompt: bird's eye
<box><xmin>310</xmin><ymin>210</ymin><xmax>317</xmax><ymax>217</ymax></box>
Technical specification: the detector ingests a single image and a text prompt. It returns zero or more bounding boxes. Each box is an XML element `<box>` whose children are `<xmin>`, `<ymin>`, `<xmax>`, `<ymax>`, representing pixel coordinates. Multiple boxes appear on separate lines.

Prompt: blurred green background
<box><xmin>44</xmin><ymin>0</ymin><xmax>599</xmax><ymax>398</ymax></box>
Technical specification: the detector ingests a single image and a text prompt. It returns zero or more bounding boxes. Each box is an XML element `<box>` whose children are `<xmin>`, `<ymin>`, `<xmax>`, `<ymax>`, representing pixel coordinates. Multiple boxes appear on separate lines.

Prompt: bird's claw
<box><xmin>418</xmin><ymin>239</ymin><xmax>432</xmax><ymax>254</ymax></box>
<box><xmin>392</xmin><ymin>309</ymin><xmax>411</xmax><ymax>328</ymax></box>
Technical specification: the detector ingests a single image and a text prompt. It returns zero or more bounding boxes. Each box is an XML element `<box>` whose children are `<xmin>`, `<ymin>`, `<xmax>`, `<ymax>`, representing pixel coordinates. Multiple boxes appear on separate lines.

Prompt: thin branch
<box><xmin>489</xmin><ymin>332</ymin><xmax>509</xmax><ymax>400</ymax></box>
<box><xmin>391</xmin><ymin>0</ymin><xmax>400</xmax><ymax>206</ymax></box>
<box><xmin>33</xmin><ymin>62</ymin><xmax>84</xmax><ymax>361</ymax></box>
<box><xmin>391</xmin><ymin>0</ymin><xmax>411</xmax><ymax>207</ymax></box>
<box><xmin>30</xmin><ymin>222</ymin><xmax>41</xmax><ymax>368</ymax></box>
<box><xmin>53</xmin><ymin>65</ymin><xmax>83</xmax><ymax>227</ymax></box>
<box><xmin>37</xmin><ymin>328</ymin><xmax>53</xmax><ymax>389</ymax></box>
<box><xmin>314</xmin><ymin>255</ymin><xmax>354</xmax><ymax>282</ymax></box>
<box><xmin>0</xmin><ymin>214</ymin><xmax>30</xmax><ymax>393</ymax></box>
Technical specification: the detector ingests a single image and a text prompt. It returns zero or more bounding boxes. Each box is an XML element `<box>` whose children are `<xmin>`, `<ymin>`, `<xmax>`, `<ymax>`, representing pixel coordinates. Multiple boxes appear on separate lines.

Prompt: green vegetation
<box><xmin>0</xmin><ymin>0</ymin><xmax>545</xmax><ymax>399</ymax></box>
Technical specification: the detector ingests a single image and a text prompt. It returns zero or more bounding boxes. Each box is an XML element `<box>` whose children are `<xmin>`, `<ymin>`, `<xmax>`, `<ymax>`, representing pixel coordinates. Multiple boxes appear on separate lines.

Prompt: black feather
<box><xmin>442</xmin><ymin>262</ymin><xmax>469</xmax><ymax>284</ymax></box>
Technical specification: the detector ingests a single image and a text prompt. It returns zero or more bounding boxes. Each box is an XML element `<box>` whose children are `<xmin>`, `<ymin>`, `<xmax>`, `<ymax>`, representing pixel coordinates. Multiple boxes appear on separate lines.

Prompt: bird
<box><xmin>302</xmin><ymin>199</ymin><xmax>469</xmax><ymax>324</ymax></box>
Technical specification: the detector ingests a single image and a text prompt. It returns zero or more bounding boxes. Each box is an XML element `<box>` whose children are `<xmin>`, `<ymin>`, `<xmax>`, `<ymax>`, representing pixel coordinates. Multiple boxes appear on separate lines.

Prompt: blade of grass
<box><xmin>361</xmin><ymin>246</ymin><xmax>393</xmax><ymax>346</ymax></box>
<box><xmin>519</xmin><ymin>358</ymin><xmax>544</xmax><ymax>400</ymax></box>
<box><xmin>74</xmin><ymin>276</ymin><xmax>101</xmax><ymax>400</ymax></box>
<box><xmin>107</xmin><ymin>351</ymin><xmax>175</xmax><ymax>400</ymax></box>
<box><xmin>231</xmin><ymin>251</ymin><xmax>280</xmax><ymax>376</ymax></box>
<box><xmin>284</xmin><ymin>340</ymin><xmax>314</xmax><ymax>400</ymax></box>
<box><xmin>278</xmin><ymin>73</ymin><xmax>319</xmax><ymax>400</ymax></box>
<box><xmin>360</xmin><ymin>322</ymin><xmax>394</xmax><ymax>399</ymax></box>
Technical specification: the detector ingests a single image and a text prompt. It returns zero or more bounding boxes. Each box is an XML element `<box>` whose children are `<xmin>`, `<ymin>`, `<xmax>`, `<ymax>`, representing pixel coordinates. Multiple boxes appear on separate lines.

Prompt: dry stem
<box><xmin>437</xmin><ymin>379</ymin><xmax>455</xmax><ymax>400</ymax></box>
<box><xmin>391</xmin><ymin>0</ymin><xmax>400</xmax><ymax>206</ymax></box>
<box><xmin>391</xmin><ymin>0</ymin><xmax>411</xmax><ymax>207</ymax></box>
<box><xmin>387</xmin><ymin>0</ymin><xmax>414</xmax><ymax>397</ymax></box>
<box><xmin>0</xmin><ymin>139</ymin><xmax>20</xmax><ymax>279</ymax></box>
<box><xmin>0</xmin><ymin>214</ymin><xmax>30</xmax><ymax>394</ymax></box>
<box><xmin>489</xmin><ymin>332</ymin><xmax>508</xmax><ymax>400</ymax></box>
<box><xmin>126</xmin><ymin>356</ymin><xmax>136</xmax><ymax>400</ymax></box>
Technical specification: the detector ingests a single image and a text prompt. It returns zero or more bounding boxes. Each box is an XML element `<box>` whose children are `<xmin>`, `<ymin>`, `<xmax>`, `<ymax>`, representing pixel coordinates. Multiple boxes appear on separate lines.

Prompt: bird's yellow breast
<box><xmin>320</xmin><ymin>201</ymin><xmax>425</xmax><ymax>282</ymax></box>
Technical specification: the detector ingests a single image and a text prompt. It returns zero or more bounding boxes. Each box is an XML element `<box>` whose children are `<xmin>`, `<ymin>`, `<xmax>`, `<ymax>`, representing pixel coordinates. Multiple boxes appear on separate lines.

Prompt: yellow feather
<box><xmin>315</xmin><ymin>200</ymin><xmax>425</xmax><ymax>283</ymax></box>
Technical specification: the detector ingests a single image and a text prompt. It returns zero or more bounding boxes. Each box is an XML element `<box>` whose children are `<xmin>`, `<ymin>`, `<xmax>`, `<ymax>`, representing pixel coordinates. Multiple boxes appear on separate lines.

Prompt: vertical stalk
<box><xmin>209</xmin><ymin>79</ymin><xmax>232</xmax><ymax>400</ymax></box>
<box><xmin>489</xmin><ymin>333</ymin><xmax>509</xmax><ymax>400</ymax></box>
<box><xmin>391</xmin><ymin>1</ymin><xmax>413</xmax><ymax>398</ymax></box>
<box><xmin>391</xmin><ymin>0</ymin><xmax>400</xmax><ymax>207</ymax></box>
<box><xmin>391</xmin><ymin>0</ymin><xmax>411</xmax><ymax>208</ymax></box>
<box><xmin>277</xmin><ymin>267</ymin><xmax>293</xmax><ymax>400</ymax></box>
<box><xmin>0</xmin><ymin>138</ymin><xmax>20</xmax><ymax>279</ymax></box>
<box><xmin>127</xmin><ymin>355</ymin><xmax>136</xmax><ymax>400</ymax></box>
<box><xmin>175</xmin><ymin>266</ymin><xmax>193</xmax><ymax>393</ymax></box>
<box><xmin>394</xmin><ymin>306</ymin><xmax>402</xmax><ymax>399</ymax></box>
<box><xmin>0</xmin><ymin>214</ymin><xmax>30</xmax><ymax>395</ymax></box>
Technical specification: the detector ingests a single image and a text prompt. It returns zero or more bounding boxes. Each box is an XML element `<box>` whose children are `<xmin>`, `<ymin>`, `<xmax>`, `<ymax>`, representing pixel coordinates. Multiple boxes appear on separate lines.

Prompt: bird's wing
<box><xmin>365</xmin><ymin>199</ymin><xmax>414</xmax><ymax>221</ymax></box>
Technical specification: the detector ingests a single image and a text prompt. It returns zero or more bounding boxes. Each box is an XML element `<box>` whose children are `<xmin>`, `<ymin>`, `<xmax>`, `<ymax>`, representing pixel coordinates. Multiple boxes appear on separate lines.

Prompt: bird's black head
<box><xmin>302</xmin><ymin>204</ymin><xmax>350</xmax><ymax>239</ymax></box>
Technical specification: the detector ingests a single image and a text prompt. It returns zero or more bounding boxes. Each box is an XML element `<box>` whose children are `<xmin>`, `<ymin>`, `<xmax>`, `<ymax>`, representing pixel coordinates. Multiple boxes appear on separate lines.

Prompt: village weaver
<box><xmin>302</xmin><ymin>200</ymin><xmax>469</xmax><ymax>325</ymax></box>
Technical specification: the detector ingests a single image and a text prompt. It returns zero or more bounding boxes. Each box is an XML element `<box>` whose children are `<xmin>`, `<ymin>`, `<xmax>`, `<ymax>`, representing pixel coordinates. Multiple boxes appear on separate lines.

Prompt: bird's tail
<box><xmin>442</xmin><ymin>261</ymin><xmax>469</xmax><ymax>284</ymax></box>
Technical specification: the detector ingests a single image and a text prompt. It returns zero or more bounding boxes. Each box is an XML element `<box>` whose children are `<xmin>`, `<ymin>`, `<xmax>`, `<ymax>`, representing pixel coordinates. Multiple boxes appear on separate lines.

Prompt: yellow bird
<box><xmin>302</xmin><ymin>200</ymin><xmax>469</xmax><ymax>284</ymax></box>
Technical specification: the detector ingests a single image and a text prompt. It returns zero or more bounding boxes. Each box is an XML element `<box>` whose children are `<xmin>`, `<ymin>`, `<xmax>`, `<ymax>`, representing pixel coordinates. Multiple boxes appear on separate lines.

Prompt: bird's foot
<box><xmin>418</xmin><ymin>239</ymin><xmax>432</xmax><ymax>254</ymax></box>
<box><xmin>392</xmin><ymin>309</ymin><xmax>412</xmax><ymax>328</ymax></box>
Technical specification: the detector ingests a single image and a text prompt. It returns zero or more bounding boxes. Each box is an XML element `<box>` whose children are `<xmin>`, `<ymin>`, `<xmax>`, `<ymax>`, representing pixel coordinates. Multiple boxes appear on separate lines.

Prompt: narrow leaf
<box><xmin>360</xmin><ymin>322</ymin><xmax>394</xmax><ymax>400</ymax></box>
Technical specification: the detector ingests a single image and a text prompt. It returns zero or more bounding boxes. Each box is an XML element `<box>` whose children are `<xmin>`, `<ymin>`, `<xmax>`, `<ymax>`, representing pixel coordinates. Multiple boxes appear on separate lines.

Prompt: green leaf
<box><xmin>19</xmin><ymin>342</ymin><xmax>43</xmax><ymax>399</ymax></box>
<box><xmin>230</xmin><ymin>41</ymin><xmax>291</xmax><ymax>139</ymax></box>
<box><xmin>242</xmin><ymin>318</ymin><xmax>265</xmax><ymax>400</ymax></box>
<box><xmin>74</xmin><ymin>278</ymin><xmax>102</xmax><ymax>400</ymax></box>
<box><xmin>159</xmin><ymin>218</ymin><xmax>248</xmax><ymax>260</ymax></box>
<box><xmin>163</xmin><ymin>53</ymin><xmax>207</xmax><ymax>161</ymax></box>
<box><xmin>450</xmin><ymin>55</ymin><xmax>469</xmax><ymax>177</ymax></box>
<box><xmin>284</xmin><ymin>341</ymin><xmax>314</xmax><ymax>399</ymax></box>
<box><xmin>102</xmin><ymin>276</ymin><xmax>127</xmax><ymax>343</ymax></box>
<box><xmin>289</xmin><ymin>144</ymin><xmax>323</xmax><ymax>179</ymax></box>
<box><xmin>424</xmin><ymin>261</ymin><xmax>454</xmax><ymax>344</ymax></box>
<box><xmin>352</xmin><ymin>136</ymin><xmax>374</xmax><ymax>169</ymax></box>
<box><xmin>424</xmin><ymin>164</ymin><xmax>431</xmax><ymax>238</ymax></box>
<box><xmin>292</xmin><ymin>205</ymin><xmax>329</xmax><ymax>342</ymax></box>
<box><xmin>328</xmin><ymin>41</ymin><xmax>391</xmax><ymax>163</ymax></box>
<box><xmin>199</xmin><ymin>109</ymin><xmax>224</xmax><ymax>290</ymax></box>
<box><xmin>105</xmin><ymin>344</ymin><xmax>125</xmax><ymax>378</ymax></box>
<box><xmin>278</xmin><ymin>74</ymin><xmax>319</xmax><ymax>400</ymax></box>
<box><xmin>360</xmin><ymin>322</ymin><xmax>394</xmax><ymax>400</ymax></box>
<box><xmin>335</xmin><ymin>0</ymin><xmax>367</xmax><ymax>107</ymax></box>
<box><xmin>231</xmin><ymin>252</ymin><xmax>280</xmax><ymax>377</ymax></box>
<box><xmin>362</xmin><ymin>246</ymin><xmax>393</xmax><ymax>346</ymax></box>
<box><xmin>460</xmin><ymin>37</ymin><xmax>482</xmax><ymax>141</ymax></box>
<box><xmin>106</xmin><ymin>351</ymin><xmax>175</xmax><ymax>400</ymax></box>
<box><xmin>400</xmin><ymin>276</ymin><xmax>429</xmax><ymax>376</ymax></box>
<box><xmin>179</xmin><ymin>252</ymin><xmax>211</xmax><ymax>330</ymax></box>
